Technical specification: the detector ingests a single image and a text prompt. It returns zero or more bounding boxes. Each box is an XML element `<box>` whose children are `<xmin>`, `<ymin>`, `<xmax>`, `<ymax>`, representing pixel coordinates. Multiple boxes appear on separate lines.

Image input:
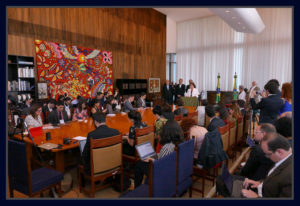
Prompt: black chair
<box><xmin>8</xmin><ymin>139</ymin><xmax>64</xmax><ymax>197</ymax></box>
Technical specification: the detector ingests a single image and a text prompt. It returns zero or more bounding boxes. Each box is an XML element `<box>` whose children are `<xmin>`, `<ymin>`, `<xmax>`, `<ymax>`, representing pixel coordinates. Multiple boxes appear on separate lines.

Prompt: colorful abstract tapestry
<box><xmin>35</xmin><ymin>40</ymin><xmax>113</xmax><ymax>100</ymax></box>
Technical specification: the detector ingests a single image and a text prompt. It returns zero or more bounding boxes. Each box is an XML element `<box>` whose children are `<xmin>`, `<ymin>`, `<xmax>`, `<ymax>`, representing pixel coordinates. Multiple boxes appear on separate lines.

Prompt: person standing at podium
<box><xmin>185</xmin><ymin>82</ymin><xmax>199</xmax><ymax>97</ymax></box>
<box><xmin>175</xmin><ymin>78</ymin><xmax>185</xmax><ymax>102</ymax></box>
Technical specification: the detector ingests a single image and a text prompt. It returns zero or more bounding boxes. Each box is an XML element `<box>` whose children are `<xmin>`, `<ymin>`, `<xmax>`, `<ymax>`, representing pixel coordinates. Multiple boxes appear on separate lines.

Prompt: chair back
<box><xmin>218</xmin><ymin>124</ymin><xmax>230</xmax><ymax>152</ymax></box>
<box><xmin>174</xmin><ymin>114</ymin><xmax>183</xmax><ymax>126</ymax></box>
<box><xmin>135</xmin><ymin>126</ymin><xmax>155</xmax><ymax>147</ymax></box>
<box><xmin>237</xmin><ymin>116</ymin><xmax>244</xmax><ymax>143</ymax></box>
<box><xmin>205</xmin><ymin>114</ymin><xmax>211</xmax><ymax>128</ymax></box>
<box><xmin>8</xmin><ymin>140</ymin><xmax>31</xmax><ymax>191</ymax></box>
<box><xmin>243</xmin><ymin>113</ymin><xmax>250</xmax><ymax>136</ymax></box>
<box><xmin>149</xmin><ymin>151</ymin><xmax>177</xmax><ymax>197</ymax></box>
<box><xmin>229</xmin><ymin>120</ymin><xmax>236</xmax><ymax>147</ymax></box>
<box><xmin>90</xmin><ymin>134</ymin><xmax>122</xmax><ymax>175</ymax></box>
<box><xmin>176</xmin><ymin>139</ymin><xmax>194</xmax><ymax>196</ymax></box>
<box><xmin>187</xmin><ymin>111</ymin><xmax>198</xmax><ymax>123</ymax></box>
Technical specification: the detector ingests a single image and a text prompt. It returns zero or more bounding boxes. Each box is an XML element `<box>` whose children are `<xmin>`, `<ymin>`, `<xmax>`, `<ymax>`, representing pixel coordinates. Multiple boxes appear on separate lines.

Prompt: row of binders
<box><xmin>18</xmin><ymin>67</ymin><xmax>35</xmax><ymax>78</ymax></box>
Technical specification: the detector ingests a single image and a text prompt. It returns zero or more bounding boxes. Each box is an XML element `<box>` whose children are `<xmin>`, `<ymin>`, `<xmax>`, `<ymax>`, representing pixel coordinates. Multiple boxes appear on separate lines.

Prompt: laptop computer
<box><xmin>78</xmin><ymin>140</ymin><xmax>87</xmax><ymax>156</ymax></box>
<box><xmin>135</xmin><ymin>141</ymin><xmax>158</xmax><ymax>161</ymax></box>
<box><xmin>246</xmin><ymin>137</ymin><xmax>256</xmax><ymax>147</ymax></box>
<box><xmin>221</xmin><ymin>164</ymin><xmax>244</xmax><ymax>197</ymax></box>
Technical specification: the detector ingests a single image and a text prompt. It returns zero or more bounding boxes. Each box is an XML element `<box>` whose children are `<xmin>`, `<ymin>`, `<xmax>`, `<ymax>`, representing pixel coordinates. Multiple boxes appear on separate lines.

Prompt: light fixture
<box><xmin>225</xmin><ymin>10</ymin><xmax>230</xmax><ymax>13</ymax></box>
<box><xmin>232</xmin><ymin>16</ymin><xmax>236</xmax><ymax>19</ymax></box>
<box><xmin>237</xmin><ymin>22</ymin><xmax>241</xmax><ymax>24</ymax></box>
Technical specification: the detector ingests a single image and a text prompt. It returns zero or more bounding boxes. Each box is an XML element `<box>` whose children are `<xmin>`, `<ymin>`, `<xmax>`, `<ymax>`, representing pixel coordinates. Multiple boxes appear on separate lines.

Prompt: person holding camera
<box><xmin>250</xmin><ymin>81</ymin><xmax>284</xmax><ymax>124</ymax></box>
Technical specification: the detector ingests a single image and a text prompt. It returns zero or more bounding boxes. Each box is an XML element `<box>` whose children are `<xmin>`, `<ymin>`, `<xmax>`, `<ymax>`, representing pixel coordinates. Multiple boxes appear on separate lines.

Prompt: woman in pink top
<box><xmin>72</xmin><ymin>100</ymin><xmax>88</xmax><ymax>120</ymax></box>
<box><xmin>180</xmin><ymin>118</ymin><xmax>208</xmax><ymax>159</ymax></box>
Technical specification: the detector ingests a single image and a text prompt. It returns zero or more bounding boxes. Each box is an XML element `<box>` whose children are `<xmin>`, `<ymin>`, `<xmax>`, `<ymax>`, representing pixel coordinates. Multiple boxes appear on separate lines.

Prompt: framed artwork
<box><xmin>149</xmin><ymin>78</ymin><xmax>160</xmax><ymax>93</ymax></box>
<box><xmin>37</xmin><ymin>82</ymin><xmax>48</xmax><ymax>99</ymax></box>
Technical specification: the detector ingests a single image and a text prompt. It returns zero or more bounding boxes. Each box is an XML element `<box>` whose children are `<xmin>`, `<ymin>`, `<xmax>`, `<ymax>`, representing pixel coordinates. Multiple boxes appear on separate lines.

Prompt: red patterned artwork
<box><xmin>35</xmin><ymin>40</ymin><xmax>113</xmax><ymax>100</ymax></box>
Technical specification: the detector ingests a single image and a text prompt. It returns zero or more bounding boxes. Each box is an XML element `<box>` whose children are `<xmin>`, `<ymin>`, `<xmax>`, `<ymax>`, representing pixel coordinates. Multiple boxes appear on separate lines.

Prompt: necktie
<box><xmin>191</xmin><ymin>90</ymin><xmax>193</xmax><ymax>97</ymax></box>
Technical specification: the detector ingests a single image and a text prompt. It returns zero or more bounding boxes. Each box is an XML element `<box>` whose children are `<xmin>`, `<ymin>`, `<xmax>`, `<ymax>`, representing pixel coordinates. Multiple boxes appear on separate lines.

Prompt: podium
<box><xmin>181</xmin><ymin>97</ymin><xmax>199</xmax><ymax>107</ymax></box>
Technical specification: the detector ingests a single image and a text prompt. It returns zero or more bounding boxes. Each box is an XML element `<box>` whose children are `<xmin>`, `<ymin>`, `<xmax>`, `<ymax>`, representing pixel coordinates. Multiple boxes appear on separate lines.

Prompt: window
<box><xmin>166</xmin><ymin>53</ymin><xmax>176</xmax><ymax>83</ymax></box>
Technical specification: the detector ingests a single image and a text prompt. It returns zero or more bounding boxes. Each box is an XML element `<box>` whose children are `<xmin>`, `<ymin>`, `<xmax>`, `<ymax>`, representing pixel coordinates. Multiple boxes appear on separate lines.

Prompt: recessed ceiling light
<box><xmin>237</xmin><ymin>22</ymin><xmax>241</xmax><ymax>24</ymax></box>
<box><xmin>232</xmin><ymin>16</ymin><xmax>236</xmax><ymax>19</ymax></box>
<box><xmin>225</xmin><ymin>10</ymin><xmax>230</xmax><ymax>13</ymax></box>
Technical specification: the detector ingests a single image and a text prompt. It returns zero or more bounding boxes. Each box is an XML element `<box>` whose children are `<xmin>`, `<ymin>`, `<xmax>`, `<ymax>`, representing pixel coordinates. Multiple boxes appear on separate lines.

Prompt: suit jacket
<box><xmin>162</xmin><ymin>84</ymin><xmax>174</xmax><ymax>104</ymax></box>
<box><xmin>136</xmin><ymin>98</ymin><xmax>146</xmax><ymax>108</ymax></box>
<box><xmin>175</xmin><ymin>84</ymin><xmax>186</xmax><ymax>97</ymax></box>
<box><xmin>207</xmin><ymin>117</ymin><xmax>226</xmax><ymax>132</ymax></box>
<box><xmin>262</xmin><ymin>156</ymin><xmax>292</xmax><ymax>197</ymax></box>
<box><xmin>240</xmin><ymin>145</ymin><xmax>274</xmax><ymax>181</ymax></box>
<box><xmin>174</xmin><ymin>107</ymin><xmax>188</xmax><ymax>117</ymax></box>
<box><xmin>82</xmin><ymin>125</ymin><xmax>120</xmax><ymax>174</ymax></box>
<box><xmin>123</xmin><ymin>100</ymin><xmax>137</xmax><ymax>112</ymax></box>
<box><xmin>48</xmin><ymin>110</ymin><xmax>69</xmax><ymax>125</ymax></box>
<box><xmin>250</xmin><ymin>95</ymin><xmax>283</xmax><ymax>124</ymax></box>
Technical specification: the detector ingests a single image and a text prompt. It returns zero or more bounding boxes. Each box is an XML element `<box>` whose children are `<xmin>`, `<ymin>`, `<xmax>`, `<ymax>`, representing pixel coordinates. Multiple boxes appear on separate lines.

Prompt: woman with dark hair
<box><xmin>105</xmin><ymin>95</ymin><xmax>115</xmax><ymax>114</ymax></box>
<box><xmin>122</xmin><ymin>110</ymin><xmax>147</xmax><ymax>156</ymax></box>
<box><xmin>185</xmin><ymin>82</ymin><xmax>199</xmax><ymax>97</ymax></box>
<box><xmin>134</xmin><ymin>120</ymin><xmax>184</xmax><ymax>188</ymax></box>
<box><xmin>279</xmin><ymin>82</ymin><xmax>292</xmax><ymax>117</ymax></box>
<box><xmin>218</xmin><ymin>106</ymin><xmax>232</xmax><ymax>124</ymax></box>
<box><xmin>90</xmin><ymin>99</ymin><xmax>101</xmax><ymax>115</ymax></box>
<box><xmin>180</xmin><ymin>118</ymin><xmax>207</xmax><ymax>160</ymax></box>
<box><xmin>58</xmin><ymin>95</ymin><xmax>65</xmax><ymax>102</ymax></box>
<box><xmin>24</xmin><ymin>104</ymin><xmax>44</xmax><ymax>128</ymax></box>
<box><xmin>229</xmin><ymin>103</ymin><xmax>242</xmax><ymax>120</ymax></box>
<box><xmin>72</xmin><ymin>100</ymin><xmax>88</xmax><ymax>120</ymax></box>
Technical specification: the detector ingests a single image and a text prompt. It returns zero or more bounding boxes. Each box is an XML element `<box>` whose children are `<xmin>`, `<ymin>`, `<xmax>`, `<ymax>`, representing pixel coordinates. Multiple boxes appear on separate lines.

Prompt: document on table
<box><xmin>39</xmin><ymin>143</ymin><xmax>59</xmax><ymax>150</ymax></box>
<box><xmin>73</xmin><ymin>136</ymin><xmax>87</xmax><ymax>141</ymax></box>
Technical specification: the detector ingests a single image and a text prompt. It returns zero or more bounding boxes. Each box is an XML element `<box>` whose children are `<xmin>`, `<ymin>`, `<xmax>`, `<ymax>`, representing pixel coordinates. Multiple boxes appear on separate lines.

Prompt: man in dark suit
<box><xmin>48</xmin><ymin>101</ymin><xmax>68</xmax><ymax>125</ymax></box>
<box><xmin>206</xmin><ymin>105</ymin><xmax>225</xmax><ymax>132</ymax></box>
<box><xmin>175</xmin><ymin>78</ymin><xmax>185</xmax><ymax>102</ymax></box>
<box><xmin>242</xmin><ymin>132</ymin><xmax>292</xmax><ymax>198</ymax></box>
<box><xmin>136</xmin><ymin>92</ymin><xmax>146</xmax><ymax>108</ymax></box>
<box><xmin>82</xmin><ymin>113</ymin><xmax>120</xmax><ymax>174</ymax></box>
<box><xmin>250</xmin><ymin>81</ymin><xmax>284</xmax><ymax>124</ymax></box>
<box><xmin>42</xmin><ymin>99</ymin><xmax>56</xmax><ymax>123</ymax></box>
<box><xmin>239</xmin><ymin>124</ymin><xmax>276</xmax><ymax>180</ymax></box>
<box><xmin>162</xmin><ymin>80</ymin><xmax>174</xmax><ymax>105</ymax></box>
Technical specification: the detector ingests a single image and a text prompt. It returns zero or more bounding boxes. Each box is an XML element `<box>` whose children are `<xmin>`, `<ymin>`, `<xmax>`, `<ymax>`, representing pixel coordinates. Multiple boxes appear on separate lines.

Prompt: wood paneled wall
<box><xmin>8</xmin><ymin>8</ymin><xmax>166</xmax><ymax>91</ymax></box>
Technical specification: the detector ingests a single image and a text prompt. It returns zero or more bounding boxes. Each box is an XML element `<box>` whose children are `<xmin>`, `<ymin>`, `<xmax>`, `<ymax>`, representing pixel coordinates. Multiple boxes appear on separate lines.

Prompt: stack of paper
<box><xmin>73</xmin><ymin>136</ymin><xmax>87</xmax><ymax>141</ymax></box>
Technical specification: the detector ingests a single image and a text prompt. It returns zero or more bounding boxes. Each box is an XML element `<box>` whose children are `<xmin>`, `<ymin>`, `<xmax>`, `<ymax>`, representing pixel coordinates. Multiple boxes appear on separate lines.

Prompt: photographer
<box><xmin>250</xmin><ymin>81</ymin><xmax>284</xmax><ymax>124</ymax></box>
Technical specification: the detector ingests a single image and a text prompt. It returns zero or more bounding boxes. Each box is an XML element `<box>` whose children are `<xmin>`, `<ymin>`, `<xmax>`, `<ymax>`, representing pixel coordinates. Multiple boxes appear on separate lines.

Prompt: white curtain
<box><xmin>176</xmin><ymin>8</ymin><xmax>292</xmax><ymax>91</ymax></box>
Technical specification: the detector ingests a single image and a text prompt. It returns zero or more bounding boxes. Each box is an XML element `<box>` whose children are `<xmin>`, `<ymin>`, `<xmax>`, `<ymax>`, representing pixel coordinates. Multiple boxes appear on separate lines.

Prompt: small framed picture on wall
<box><xmin>37</xmin><ymin>82</ymin><xmax>48</xmax><ymax>99</ymax></box>
<box><xmin>149</xmin><ymin>78</ymin><xmax>160</xmax><ymax>93</ymax></box>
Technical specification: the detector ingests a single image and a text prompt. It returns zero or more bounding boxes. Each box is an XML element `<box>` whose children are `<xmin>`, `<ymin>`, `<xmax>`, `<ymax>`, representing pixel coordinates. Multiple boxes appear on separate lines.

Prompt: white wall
<box><xmin>166</xmin><ymin>17</ymin><xmax>177</xmax><ymax>53</ymax></box>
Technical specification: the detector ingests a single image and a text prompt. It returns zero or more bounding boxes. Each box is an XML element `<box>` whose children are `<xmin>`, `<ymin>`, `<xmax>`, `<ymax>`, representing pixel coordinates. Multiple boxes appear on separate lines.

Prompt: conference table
<box><xmin>15</xmin><ymin>106</ymin><xmax>196</xmax><ymax>173</ymax></box>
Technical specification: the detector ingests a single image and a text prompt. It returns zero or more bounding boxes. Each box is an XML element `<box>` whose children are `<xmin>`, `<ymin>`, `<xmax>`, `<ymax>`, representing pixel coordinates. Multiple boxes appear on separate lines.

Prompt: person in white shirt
<box><xmin>64</xmin><ymin>97</ymin><xmax>72</xmax><ymax>120</ymax></box>
<box><xmin>25</xmin><ymin>104</ymin><xmax>43</xmax><ymax>128</ymax></box>
<box><xmin>238</xmin><ymin>85</ymin><xmax>246</xmax><ymax>101</ymax></box>
<box><xmin>241</xmin><ymin>132</ymin><xmax>292</xmax><ymax>198</ymax></box>
<box><xmin>185</xmin><ymin>82</ymin><xmax>199</xmax><ymax>97</ymax></box>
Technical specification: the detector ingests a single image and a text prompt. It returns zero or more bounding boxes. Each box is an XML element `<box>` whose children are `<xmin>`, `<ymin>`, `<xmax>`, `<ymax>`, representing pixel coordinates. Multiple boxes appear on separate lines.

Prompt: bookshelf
<box><xmin>8</xmin><ymin>55</ymin><xmax>36</xmax><ymax>101</ymax></box>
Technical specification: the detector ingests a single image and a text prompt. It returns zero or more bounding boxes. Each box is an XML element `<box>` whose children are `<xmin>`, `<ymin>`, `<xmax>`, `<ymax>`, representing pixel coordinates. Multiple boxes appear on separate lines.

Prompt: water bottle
<box><xmin>150</xmin><ymin>102</ymin><xmax>153</xmax><ymax>108</ymax></box>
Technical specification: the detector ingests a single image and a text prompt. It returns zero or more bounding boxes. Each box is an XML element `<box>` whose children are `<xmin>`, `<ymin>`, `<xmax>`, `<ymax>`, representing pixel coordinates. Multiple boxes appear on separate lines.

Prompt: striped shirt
<box><xmin>158</xmin><ymin>143</ymin><xmax>175</xmax><ymax>159</ymax></box>
<box><xmin>25</xmin><ymin>115</ymin><xmax>43</xmax><ymax>128</ymax></box>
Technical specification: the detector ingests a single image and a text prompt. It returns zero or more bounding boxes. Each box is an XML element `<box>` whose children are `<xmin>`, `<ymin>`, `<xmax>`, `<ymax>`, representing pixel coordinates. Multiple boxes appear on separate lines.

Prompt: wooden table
<box><xmin>15</xmin><ymin>106</ymin><xmax>196</xmax><ymax>172</ymax></box>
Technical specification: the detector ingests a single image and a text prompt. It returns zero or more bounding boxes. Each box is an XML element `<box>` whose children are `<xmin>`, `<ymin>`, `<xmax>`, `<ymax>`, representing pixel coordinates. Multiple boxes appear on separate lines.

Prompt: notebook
<box><xmin>79</xmin><ymin>140</ymin><xmax>87</xmax><ymax>155</ymax></box>
<box><xmin>221</xmin><ymin>164</ymin><xmax>244</xmax><ymax>197</ymax></box>
<box><xmin>246</xmin><ymin>137</ymin><xmax>255</xmax><ymax>147</ymax></box>
<box><xmin>135</xmin><ymin>141</ymin><xmax>158</xmax><ymax>161</ymax></box>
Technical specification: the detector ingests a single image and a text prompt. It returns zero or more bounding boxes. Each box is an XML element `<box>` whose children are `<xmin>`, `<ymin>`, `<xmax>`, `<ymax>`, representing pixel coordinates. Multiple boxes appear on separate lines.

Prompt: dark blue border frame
<box><xmin>1</xmin><ymin>0</ymin><xmax>298</xmax><ymax>205</ymax></box>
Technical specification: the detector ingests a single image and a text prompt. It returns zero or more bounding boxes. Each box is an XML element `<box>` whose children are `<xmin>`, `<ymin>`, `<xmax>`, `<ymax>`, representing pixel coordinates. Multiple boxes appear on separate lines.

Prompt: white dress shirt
<box><xmin>238</xmin><ymin>91</ymin><xmax>246</xmax><ymax>101</ymax></box>
<box><xmin>257</xmin><ymin>153</ymin><xmax>292</xmax><ymax>197</ymax></box>
<box><xmin>185</xmin><ymin>88</ymin><xmax>199</xmax><ymax>97</ymax></box>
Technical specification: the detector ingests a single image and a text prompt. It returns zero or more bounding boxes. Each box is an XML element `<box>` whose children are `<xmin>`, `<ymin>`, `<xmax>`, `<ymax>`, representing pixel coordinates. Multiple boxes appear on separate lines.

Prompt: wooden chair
<box><xmin>120</xmin><ymin>151</ymin><xmax>177</xmax><ymax>198</ymax></box>
<box><xmin>218</xmin><ymin>124</ymin><xmax>230</xmax><ymax>166</ymax></box>
<box><xmin>8</xmin><ymin>139</ymin><xmax>63</xmax><ymax>198</ymax></box>
<box><xmin>187</xmin><ymin>111</ymin><xmax>198</xmax><ymax>124</ymax></box>
<box><xmin>174</xmin><ymin>114</ymin><xmax>183</xmax><ymax>126</ymax></box>
<box><xmin>78</xmin><ymin>134</ymin><xmax>123</xmax><ymax>197</ymax></box>
<box><xmin>234</xmin><ymin>116</ymin><xmax>244</xmax><ymax>154</ymax></box>
<box><xmin>122</xmin><ymin>126</ymin><xmax>155</xmax><ymax>177</ymax></box>
<box><xmin>205</xmin><ymin>114</ymin><xmax>211</xmax><ymax>129</ymax></box>
<box><xmin>243</xmin><ymin>113</ymin><xmax>251</xmax><ymax>138</ymax></box>
<box><xmin>228</xmin><ymin>120</ymin><xmax>237</xmax><ymax>160</ymax></box>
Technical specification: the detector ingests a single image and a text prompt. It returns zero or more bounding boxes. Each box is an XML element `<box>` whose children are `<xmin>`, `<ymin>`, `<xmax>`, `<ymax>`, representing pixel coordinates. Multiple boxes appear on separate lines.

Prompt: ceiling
<box><xmin>154</xmin><ymin>8</ymin><xmax>215</xmax><ymax>22</ymax></box>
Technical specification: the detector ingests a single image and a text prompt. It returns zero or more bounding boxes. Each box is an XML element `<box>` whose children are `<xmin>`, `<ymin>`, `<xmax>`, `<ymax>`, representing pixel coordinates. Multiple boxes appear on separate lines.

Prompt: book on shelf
<box><xmin>18</xmin><ymin>61</ymin><xmax>33</xmax><ymax>65</ymax></box>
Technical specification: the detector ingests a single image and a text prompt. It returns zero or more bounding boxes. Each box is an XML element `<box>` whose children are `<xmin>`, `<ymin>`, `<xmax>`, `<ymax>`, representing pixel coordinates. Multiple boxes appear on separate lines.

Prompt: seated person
<box><xmin>24</xmin><ymin>104</ymin><xmax>43</xmax><ymax>128</ymax></box>
<box><xmin>161</xmin><ymin>103</ymin><xmax>174</xmax><ymax>121</ymax></box>
<box><xmin>241</xmin><ymin>133</ymin><xmax>292</xmax><ymax>198</ymax></box>
<box><xmin>197</xmin><ymin>99</ymin><xmax>208</xmax><ymax>126</ymax></box>
<box><xmin>123</xmin><ymin>95</ymin><xmax>142</xmax><ymax>112</ymax></box>
<box><xmin>71</xmin><ymin>95</ymin><xmax>82</xmax><ymax>108</ymax></box>
<box><xmin>230</xmin><ymin>102</ymin><xmax>242</xmax><ymax>120</ymax></box>
<box><xmin>105</xmin><ymin>95</ymin><xmax>115</xmax><ymax>114</ymax></box>
<box><xmin>48</xmin><ymin>101</ymin><xmax>69</xmax><ymax>125</ymax></box>
<box><xmin>206</xmin><ymin>105</ymin><xmax>225</xmax><ymax>132</ymax></box>
<box><xmin>42</xmin><ymin>99</ymin><xmax>56</xmax><ymax>123</ymax></box>
<box><xmin>237</xmin><ymin>100</ymin><xmax>247</xmax><ymax>117</ymax></box>
<box><xmin>134</xmin><ymin>120</ymin><xmax>184</xmax><ymax>188</ymax></box>
<box><xmin>279</xmin><ymin>82</ymin><xmax>292</xmax><ymax>117</ymax></box>
<box><xmin>122</xmin><ymin>110</ymin><xmax>147</xmax><ymax>156</ymax></box>
<box><xmin>239</xmin><ymin>124</ymin><xmax>276</xmax><ymax>181</ymax></box>
<box><xmin>81</xmin><ymin>113</ymin><xmax>120</xmax><ymax>174</ymax></box>
<box><xmin>180</xmin><ymin>118</ymin><xmax>207</xmax><ymax>161</ymax></box>
<box><xmin>90</xmin><ymin>98</ymin><xmax>101</xmax><ymax>115</ymax></box>
<box><xmin>21</xmin><ymin>97</ymin><xmax>33</xmax><ymax>115</ymax></box>
<box><xmin>136</xmin><ymin>92</ymin><xmax>147</xmax><ymax>108</ymax></box>
<box><xmin>273</xmin><ymin>117</ymin><xmax>292</xmax><ymax>145</ymax></box>
<box><xmin>152</xmin><ymin>105</ymin><xmax>168</xmax><ymax>152</ymax></box>
<box><xmin>72</xmin><ymin>100</ymin><xmax>88</xmax><ymax>120</ymax></box>
<box><xmin>174</xmin><ymin>99</ymin><xmax>188</xmax><ymax>117</ymax></box>
<box><xmin>216</xmin><ymin>105</ymin><xmax>232</xmax><ymax>124</ymax></box>
<box><xmin>64</xmin><ymin>97</ymin><xmax>72</xmax><ymax>120</ymax></box>
<box><xmin>185</xmin><ymin>82</ymin><xmax>199</xmax><ymax>97</ymax></box>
